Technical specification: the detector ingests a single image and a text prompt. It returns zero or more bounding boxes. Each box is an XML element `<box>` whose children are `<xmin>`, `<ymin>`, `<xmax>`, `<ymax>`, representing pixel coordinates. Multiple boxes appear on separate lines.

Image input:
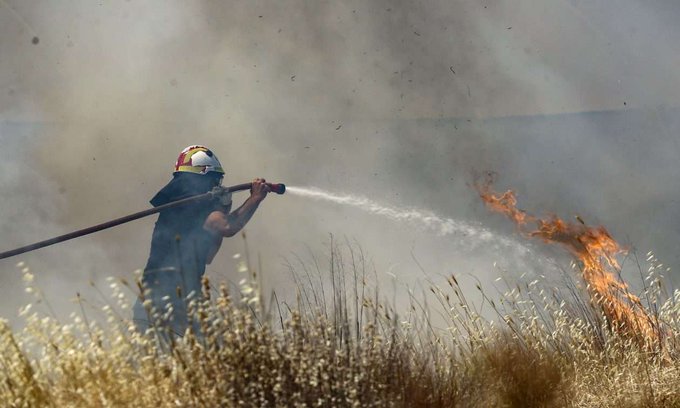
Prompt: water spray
<box><xmin>286</xmin><ymin>186</ymin><xmax>537</xmax><ymax>256</ymax></box>
<box><xmin>0</xmin><ymin>182</ymin><xmax>285</xmax><ymax>260</ymax></box>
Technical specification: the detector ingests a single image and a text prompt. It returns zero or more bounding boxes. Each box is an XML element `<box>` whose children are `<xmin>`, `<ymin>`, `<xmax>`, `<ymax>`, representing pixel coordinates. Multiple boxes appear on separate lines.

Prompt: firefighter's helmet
<box><xmin>174</xmin><ymin>145</ymin><xmax>225</xmax><ymax>176</ymax></box>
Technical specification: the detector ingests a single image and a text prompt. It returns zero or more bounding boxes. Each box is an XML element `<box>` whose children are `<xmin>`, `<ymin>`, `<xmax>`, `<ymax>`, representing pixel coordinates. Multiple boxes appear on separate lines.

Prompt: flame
<box><xmin>477</xmin><ymin>180</ymin><xmax>660</xmax><ymax>347</ymax></box>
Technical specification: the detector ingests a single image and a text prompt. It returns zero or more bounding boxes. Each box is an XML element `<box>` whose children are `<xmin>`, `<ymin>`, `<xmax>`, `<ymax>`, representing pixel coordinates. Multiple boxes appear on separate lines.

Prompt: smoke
<box><xmin>1</xmin><ymin>0</ymin><xmax>680</xmax><ymax>322</ymax></box>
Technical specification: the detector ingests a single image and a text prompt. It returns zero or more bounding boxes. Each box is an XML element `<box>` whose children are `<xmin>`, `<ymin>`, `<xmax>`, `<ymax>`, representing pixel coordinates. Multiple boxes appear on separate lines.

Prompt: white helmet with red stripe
<box><xmin>174</xmin><ymin>145</ymin><xmax>224</xmax><ymax>176</ymax></box>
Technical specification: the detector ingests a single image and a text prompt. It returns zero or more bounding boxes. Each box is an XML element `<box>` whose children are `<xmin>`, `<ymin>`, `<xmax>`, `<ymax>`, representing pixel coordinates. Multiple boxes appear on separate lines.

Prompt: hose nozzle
<box><xmin>267</xmin><ymin>183</ymin><xmax>286</xmax><ymax>195</ymax></box>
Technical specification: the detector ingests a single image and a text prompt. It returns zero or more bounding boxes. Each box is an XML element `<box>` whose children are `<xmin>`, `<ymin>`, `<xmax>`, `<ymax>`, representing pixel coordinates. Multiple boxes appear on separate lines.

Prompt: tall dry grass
<box><xmin>1</xmin><ymin>244</ymin><xmax>680</xmax><ymax>407</ymax></box>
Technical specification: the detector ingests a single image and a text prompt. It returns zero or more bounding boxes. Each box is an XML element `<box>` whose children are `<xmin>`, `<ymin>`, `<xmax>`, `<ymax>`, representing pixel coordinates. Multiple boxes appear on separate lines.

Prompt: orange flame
<box><xmin>477</xmin><ymin>180</ymin><xmax>659</xmax><ymax>347</ymax></box>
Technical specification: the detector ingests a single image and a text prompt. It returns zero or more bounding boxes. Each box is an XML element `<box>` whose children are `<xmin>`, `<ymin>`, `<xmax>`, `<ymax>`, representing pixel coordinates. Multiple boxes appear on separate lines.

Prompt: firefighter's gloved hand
<box><xmin>251</xmin><ymin>178</ymin><xmax>270</xmax><ymax>203</ymax></box>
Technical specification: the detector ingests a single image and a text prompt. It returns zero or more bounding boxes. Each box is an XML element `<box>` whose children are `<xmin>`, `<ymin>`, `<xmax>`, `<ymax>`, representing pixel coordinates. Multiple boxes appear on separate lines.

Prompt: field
<box><xmin>1</xmin><ymin>236</ymin><xmax>679</xmax><ymax>408</ymax></box>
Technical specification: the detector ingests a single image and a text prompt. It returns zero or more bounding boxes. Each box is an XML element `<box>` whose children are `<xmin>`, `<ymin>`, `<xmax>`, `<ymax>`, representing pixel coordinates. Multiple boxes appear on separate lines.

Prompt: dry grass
<box><xmin>1</xmin><ymin>247</ymin><xmax>680</xmax><ymax>407</ymax></box>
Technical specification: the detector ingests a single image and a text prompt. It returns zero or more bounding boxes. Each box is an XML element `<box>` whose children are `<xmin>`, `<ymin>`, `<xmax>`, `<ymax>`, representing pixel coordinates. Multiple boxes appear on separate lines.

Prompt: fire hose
<box><xmin>0</xmin><ymin>182</ymin><xmax>286</xmax><ymax>261</ymax></box>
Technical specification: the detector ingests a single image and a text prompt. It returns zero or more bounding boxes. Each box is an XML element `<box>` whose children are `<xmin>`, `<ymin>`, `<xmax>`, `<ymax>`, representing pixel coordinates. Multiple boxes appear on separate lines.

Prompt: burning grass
<box><xmin>476</xmin><ymin>178</ymin><xmax>664</xmax><ymax>350</ymax></box>
<box><xmin>1</xmin><ymin>237</ymin><xmax>680</xmax><ymax>406</ymax></box>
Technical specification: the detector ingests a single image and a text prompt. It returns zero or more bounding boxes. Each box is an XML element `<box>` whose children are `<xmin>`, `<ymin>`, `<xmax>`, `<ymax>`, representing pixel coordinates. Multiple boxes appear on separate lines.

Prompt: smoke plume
<box><xmin>1</xmin><ymin>0</ymin><xmax>680</xmax><ymax>322</ymax></box>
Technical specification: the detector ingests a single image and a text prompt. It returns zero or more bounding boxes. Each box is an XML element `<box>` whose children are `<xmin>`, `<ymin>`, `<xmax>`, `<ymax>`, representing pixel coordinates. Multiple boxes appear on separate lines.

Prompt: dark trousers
<box><xmin>132</xmin><ymin>267</ymin><xmax>202</xmax><ymax>336</ymax></box>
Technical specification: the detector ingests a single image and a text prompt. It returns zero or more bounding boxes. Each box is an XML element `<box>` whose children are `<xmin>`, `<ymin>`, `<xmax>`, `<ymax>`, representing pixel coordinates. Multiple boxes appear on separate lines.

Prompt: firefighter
<box><xmin>132</xmin><ymin>145</ymin><xmax>269</xmax><ymax>334</ymax></box>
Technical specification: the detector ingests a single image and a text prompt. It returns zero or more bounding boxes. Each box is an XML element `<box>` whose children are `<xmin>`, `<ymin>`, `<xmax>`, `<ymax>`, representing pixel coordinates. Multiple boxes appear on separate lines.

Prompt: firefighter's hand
<box><xmin>250</xmin><ymin>178</ymin><xmax>270</xmax><ymax>203</ymax></box>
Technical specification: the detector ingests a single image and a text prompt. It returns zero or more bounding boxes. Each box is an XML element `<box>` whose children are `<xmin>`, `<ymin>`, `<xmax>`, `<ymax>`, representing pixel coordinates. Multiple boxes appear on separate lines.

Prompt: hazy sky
<box><xmin>1</xmin><ymin>0</ymin><xmax>679</xmax><ymax>322</ymax></box>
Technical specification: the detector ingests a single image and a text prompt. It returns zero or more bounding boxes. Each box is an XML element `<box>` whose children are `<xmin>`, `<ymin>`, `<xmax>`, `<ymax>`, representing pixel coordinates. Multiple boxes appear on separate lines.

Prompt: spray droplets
<box><xmin>286</xmin><ymin>186</ymin><xmax>534</xmax><ymax>255</ymax></box>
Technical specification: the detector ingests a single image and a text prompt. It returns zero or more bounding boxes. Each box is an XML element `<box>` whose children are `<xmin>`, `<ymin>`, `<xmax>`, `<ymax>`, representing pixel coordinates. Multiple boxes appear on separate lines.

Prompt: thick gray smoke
<box><xmin>1</xmin><ymin>1</ymin><xmax>680</xmax><ymax>323</ymax></box>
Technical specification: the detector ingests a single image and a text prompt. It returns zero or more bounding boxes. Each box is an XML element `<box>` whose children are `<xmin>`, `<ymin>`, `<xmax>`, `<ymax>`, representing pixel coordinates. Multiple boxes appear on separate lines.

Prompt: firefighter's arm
<box><xmin>203</xmin><ymin>178</ymin><xmax>269</xmax><ymax>238</ymax></box>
